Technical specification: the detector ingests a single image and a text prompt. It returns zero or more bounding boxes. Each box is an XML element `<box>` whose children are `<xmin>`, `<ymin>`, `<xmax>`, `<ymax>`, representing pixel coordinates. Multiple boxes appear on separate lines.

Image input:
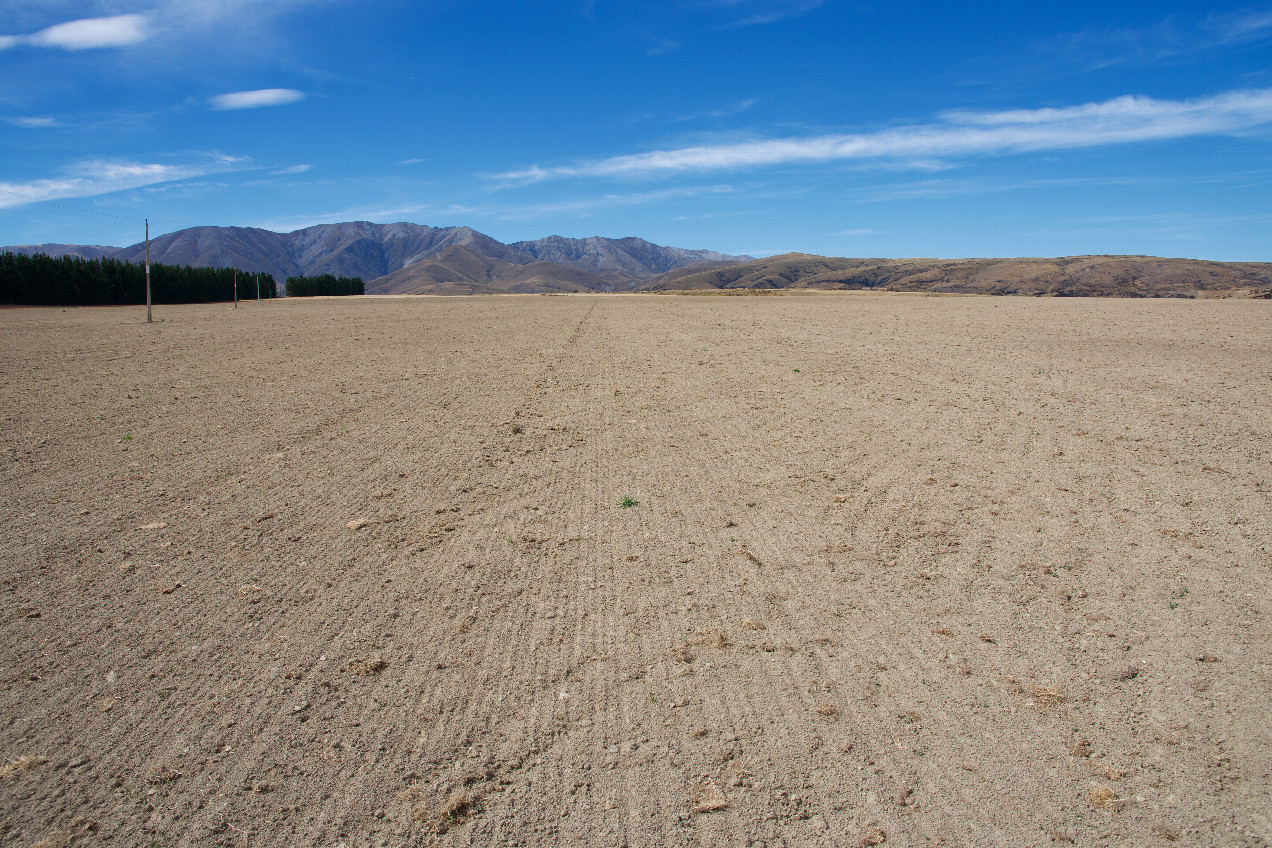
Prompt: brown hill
<box><xmin>648</xmin><ymin>253</ymin><xmax>1272</xmax><ymax>298</ymax></box>
<box><xmin>502</xmin><ymin>262</ymin><xmax>610</xmax><ymax>293</ymax></box>
<box><xmin>639</xmin><ymin>259</ymin><xmax>762</xmax><ymax>290</ymax></box>
<box><xmin>368</xmin><ymin>245</ymin><xmax>607</xmax><ymax>295</ymax></box>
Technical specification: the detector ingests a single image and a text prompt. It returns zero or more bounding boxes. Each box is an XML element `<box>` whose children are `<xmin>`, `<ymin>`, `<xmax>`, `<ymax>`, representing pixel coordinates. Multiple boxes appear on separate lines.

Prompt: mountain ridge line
<box><xmin>5</xmin><ymin>224</ymin><xmax>1271</xmax><ymax>298</ymax></box>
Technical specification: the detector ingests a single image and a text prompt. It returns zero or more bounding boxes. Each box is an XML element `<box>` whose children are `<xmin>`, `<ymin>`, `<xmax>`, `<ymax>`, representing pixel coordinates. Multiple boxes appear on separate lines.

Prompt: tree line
<box><xmin>284</xmin><ymin>274</ymin><xmax>365</xmax><ymax>297</ymax></box>
<box><xmin>0</xmin><ymin>251</ymin><xmax>277</xmax><ymax>306</ymax></box>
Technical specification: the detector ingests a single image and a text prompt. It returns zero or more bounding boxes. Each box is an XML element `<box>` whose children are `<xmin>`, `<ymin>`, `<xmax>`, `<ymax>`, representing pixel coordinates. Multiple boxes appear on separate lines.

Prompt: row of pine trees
<box><xmin>0</xmin><ymin>252</ymin><xmax>370</xmax><ymax>304</ymax></box>
<box><xmin>284</xmin><ymin>274</ymin><xmax>365</xmax><ymax>297</ymax></box>
<box><xmin>0</xmin><ymin>251</ymin><xmax>277</xmax><ymax>306</ymax></box>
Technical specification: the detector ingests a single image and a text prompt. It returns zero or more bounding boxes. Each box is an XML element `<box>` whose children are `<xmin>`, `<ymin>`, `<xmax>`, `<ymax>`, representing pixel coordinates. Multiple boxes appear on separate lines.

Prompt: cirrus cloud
<box><xmin>8</xmin><ymin>116</ymin><xmax>61</xmax><ymax>128</ymax></box>
<box><xmin>494</xmin><ymin>87</ymin><xmax>1272</xmax><ymax>182</ymax></box>
<box><xmin>0</xmin><ymin>14</ymin><xmax>149</xmax><ymax>51</ymax></box>
<box><xmin>209</xmin><ymin>89</ymin><xmax>306</xmax><ymax>110</ymax></box>
<box><xmin>0</xmin><ymin>155</ymin><xmax>251</xmax><ymax>210</ymax></box>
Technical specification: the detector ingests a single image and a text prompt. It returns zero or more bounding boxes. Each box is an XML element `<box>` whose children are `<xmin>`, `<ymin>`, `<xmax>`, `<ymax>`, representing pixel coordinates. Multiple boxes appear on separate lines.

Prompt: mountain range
<box><xmin>5</xmin><ymin>224</ymin><xmax>1270</xmax><ymax>298</ymax></box>
<box><xmin>2</xmin><ymin>222</ymin><xmax>749</xmax><ymax>294</ymax></box>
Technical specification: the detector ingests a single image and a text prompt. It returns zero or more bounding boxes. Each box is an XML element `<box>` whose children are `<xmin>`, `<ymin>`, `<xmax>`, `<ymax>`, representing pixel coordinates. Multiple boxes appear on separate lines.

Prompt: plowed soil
<box><xmin>2</xmin><ymin>293</ymin><xmax>1269</xmax><ymax>848</ymax></box>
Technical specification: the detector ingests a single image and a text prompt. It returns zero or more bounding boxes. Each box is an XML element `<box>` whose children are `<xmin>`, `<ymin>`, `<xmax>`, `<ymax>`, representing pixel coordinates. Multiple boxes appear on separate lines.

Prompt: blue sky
<box><xmin>2</xmin><ymin>0</ymin><xmax>1270</xmax><ymax>260</ymax></box>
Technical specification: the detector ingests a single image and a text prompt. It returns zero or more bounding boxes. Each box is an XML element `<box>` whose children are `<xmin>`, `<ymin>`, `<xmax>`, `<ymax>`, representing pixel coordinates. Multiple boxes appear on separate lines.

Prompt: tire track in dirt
<box><xmin>0</xmin><ymin>299</ymin><xmax>603</xmax><ymax>846</ymax></box>
<box><xmin>265</xmin><ymin>297</ymin><xmax>612</xmax><ymax>844</ymax></box>
<box><xmin>248</xmin><ymin>298</ymin><xmax>607</xmax><ymax>845</ymax></box>
<box><xmin>2</xmin><ymin>296</ymin><xmax>1269</xmax><ymax>847</ymax></box>
<box><xmin>450</xmin><ymin>296</ymin><xmax>907</xmax><ymax>845</ymax></box>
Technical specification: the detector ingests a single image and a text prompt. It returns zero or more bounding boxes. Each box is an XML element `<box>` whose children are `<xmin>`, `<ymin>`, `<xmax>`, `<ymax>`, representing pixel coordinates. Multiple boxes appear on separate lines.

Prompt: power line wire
<box><xmin>0</xmin><ymin>187</ymin><xmax>144</xmax><ymax>222</ymax></box>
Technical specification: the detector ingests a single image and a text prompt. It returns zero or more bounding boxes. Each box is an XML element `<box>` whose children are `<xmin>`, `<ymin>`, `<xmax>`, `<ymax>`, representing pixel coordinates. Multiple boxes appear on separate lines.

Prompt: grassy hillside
<box><xmin>367</xmin><ymin>245</ymin><xmax>607</xmax><ymax>295</ymax></box>
<box><xmin>647</xmin><ymin>253</ymin><xmax>1272</xmax><ymax>298</ymax></box>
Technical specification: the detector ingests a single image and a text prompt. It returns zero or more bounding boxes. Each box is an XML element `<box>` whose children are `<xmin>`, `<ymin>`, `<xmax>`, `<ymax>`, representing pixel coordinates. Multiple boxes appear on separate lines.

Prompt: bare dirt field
<box><xmin>2</xmin><ymin>293</ymin><xmax>1269</xmax><ymax>848</ymax></box>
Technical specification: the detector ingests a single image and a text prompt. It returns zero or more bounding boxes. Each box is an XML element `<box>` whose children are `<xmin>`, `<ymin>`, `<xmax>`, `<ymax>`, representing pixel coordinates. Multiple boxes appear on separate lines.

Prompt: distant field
<box><xmin>2</xmin><ymin>294</ymin><xmax>1269</xmax><ymax>847</ymax></box>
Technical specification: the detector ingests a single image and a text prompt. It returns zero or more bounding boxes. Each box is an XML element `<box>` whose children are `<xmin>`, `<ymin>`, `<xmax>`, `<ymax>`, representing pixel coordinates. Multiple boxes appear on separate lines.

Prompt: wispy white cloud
<box><xmin>0</xmin><ymin>2</ymin><xmax>341</xmax><ymax>56</ymax></box>
<box><xmin>495</xmin><ymin>88</ymin><xmax>1272</xmax><ymax>182</ymax></box>
<box><xmin>1064</xmin><ymin>210</ymin><xmax>1272</xmax><ymax>227</ymax></box>
<box><xmin>711</xmin><ymin>0</ymin><xmax>824</xmax><ymax>28</ymax></box>
<box><xmin>645</xmin><ymin>37</ymin><xmax>681</xmax><ymax>56</ymax></box>
<box><xmin>1207</xmin><ymin>7</ymin><xmax>1272</xmax><ymax>41</ymax></box>
<box><xmin>271</xmin><ymin>163</ymin><xmax>312</xmax><ymax>175</ymax></box>
<box><xmin>1040</xmin><ymin>7</ymin><xmax>1272</xmax><ymax>71</ymax></box>
<box><xmin>861</xmin><ymin>175</ymin><xmax>1159</xmax><ymax>203</ymax></box>
<box><xmin>864</xmin><ymin>168</ymin><xmax>1271</xmax><ymax>204</ymax></box>
<box><xmin>398</xmin><ymin>158</ymin><xmax>427</xmax><ymax>166</ymax></box>
<box><xmin>254</xmin><ymin>203</ymin><xmax>437</xmax><ymax>232</ymax></box>
<box><xmin>488</xmin><ymin>185</ymin><xmax>736</xmax><ymax>219</ymax></box>
<box><xmin>643</xmin><ymin>0</ymin><xmax>823</xmax><ymax>52</ymax></box>
<box><xmin>0</xmin><ymin>13</ymin><xmax>148</xmax><ymax>51</ymax></box>
<box><xmin>0</xmin><ymin>154</ymin><xmax>249</xmax><ymax>209</ymax></box>
<box><xmin>672</xmin><ymin>210</ymin><xmax>749</xmax><ymax>220</ymax></box>
<box><xmin>209</xmin><ymin>89</ymin><xmax>305</xmax><ymax>110</ymax></box>
<box><xmin>831</xmin><ymin>228</ymin><xmax>877</xmax><ymax>236</ymax></box>
<box><xmin>674</xmin><ymin>98</ymin><xmax>757</xmax><ymax>122</ymax></box>
<box><xmin>137</xmin><ymin>180</ymin><xmax>227</xmax><ymax>196</ymax></box>
<box><xmin>8</xmin><ymin>116</ymin><xmax>60</xmax><ymax>128</ymax></box>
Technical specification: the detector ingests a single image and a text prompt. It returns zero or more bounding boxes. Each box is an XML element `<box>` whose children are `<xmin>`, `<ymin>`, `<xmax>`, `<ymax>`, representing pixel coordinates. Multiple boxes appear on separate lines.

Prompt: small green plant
<box><xmin>618</xmin><ymin>495</ymin><xmax>639</xmax><ymax>509</ymax></box>
<box><xmin>793</xmin><ymin>368</ymin><xmax>800</xmax><ymax>372</ymax></box>
<box><xmin>121</xmin><ymin>434</ymin><xmax>133</xmax><ymax>441</ymax></box>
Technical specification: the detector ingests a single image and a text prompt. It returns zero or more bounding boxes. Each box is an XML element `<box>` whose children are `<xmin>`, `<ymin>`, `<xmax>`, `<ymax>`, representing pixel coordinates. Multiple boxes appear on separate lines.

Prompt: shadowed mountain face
<box><xmin>4</xmin><ymin>223</ymin><xmax>752</xmax><ymax>294</ymax></box>
<box><xmin>104</xmin><ymin>223</ymin><xmax>533</xmax><ymax>284</ymax></box>
<box><xmin>510</xmin><ymin>235</ymin><xmax>743</xmax><ymax>280</ymax></box>
<box><xmin>647</xmin><ymin>253</ymin><xmax>1272</xmax><ymax>298</ymax></box>
<box><xmin>371</xmin><ymin>245</ymin><xmax>614</xmax><ymax>295</ymax></box>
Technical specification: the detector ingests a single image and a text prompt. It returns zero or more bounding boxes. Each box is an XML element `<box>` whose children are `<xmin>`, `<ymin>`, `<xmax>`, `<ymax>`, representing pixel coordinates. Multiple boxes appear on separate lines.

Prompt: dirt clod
<box><xmin>0</xmin><ymin>756</ymin><xmax>47</xmax><ymax>780</ymax></box>
<box><xmin>347</xmin><ymin>655</ymin><xmax>387</xmax><ymax>675</ymax></box>
<box><xmin>1031</xmin><ymin>685</ymin><xmax>1064</xmax><ymax>707</ymax></box>
<box><xmin>1089</xmin><ymin>785</ymin><xmax>1126</xmax><ymax>811</ymax></box>
<box><xmin>671</xmin><ymin>645</ymin><xmax>695</xmax><ymax>663</ymax></box>
<box><xmin>858</xmin><ymin>827</ymin><xmax>887</xmax><ymax>846</ymax></box>
<box><xmin>436</xmin><ymin>791</ymin><xmax>481</xmax><ymax>832</ymax></box>
<box><xmin>691</xmin><ymin>782</ymin><xmax>728</xmax><ymax>813</ymax></box>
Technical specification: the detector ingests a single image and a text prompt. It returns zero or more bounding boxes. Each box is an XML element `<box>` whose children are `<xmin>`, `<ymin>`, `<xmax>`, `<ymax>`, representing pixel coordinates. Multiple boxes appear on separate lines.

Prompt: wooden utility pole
<box><xmin>256</xmin><ymin>274</ymin><xmax>260</xmax><ymax>304</ymax></box>
<box><xmin>233</xmin><ymin>269</ymin><xmax>238</xmax><ymax>308</ymax></box>
<box><xmin>145</xmin><ymin>219</ymin><xmax>152</xmax><ymax>323</ymax></box>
